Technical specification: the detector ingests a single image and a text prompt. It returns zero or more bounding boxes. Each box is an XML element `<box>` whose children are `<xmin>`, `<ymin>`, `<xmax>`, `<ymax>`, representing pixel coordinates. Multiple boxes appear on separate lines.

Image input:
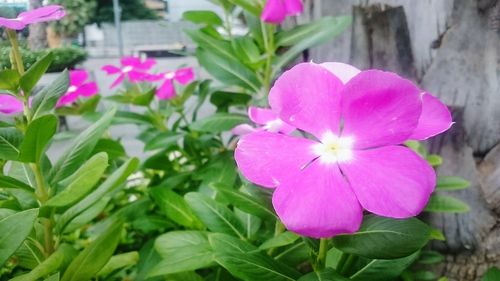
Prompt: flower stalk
<box><xmin>315</xmin><ymin>238</ymin><xmax>329</xmax><ymax>271</ymax></box>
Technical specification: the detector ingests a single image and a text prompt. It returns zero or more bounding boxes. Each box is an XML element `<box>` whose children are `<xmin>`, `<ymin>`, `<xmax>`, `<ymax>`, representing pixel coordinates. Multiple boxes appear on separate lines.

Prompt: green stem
<box><xmin>315</xmin><ymin>238</ymin><xmax>329</xmax><ymax>271</ymax></box>
<box><xmin>339</xmin><ymin>254</ymin><xmax>356</xmax><ymax>275</ymax></box>
<box><xmin>31</xmin><ymin>163</ymin><xmax>54</xmax><ymax>256</ymax></box>
<box><xmin>260</xmin><ymin>22</ymin><xmax>275</xmax><ymax>100</ymax></box>
<box><xmin>6</xmin><ymin>29</ymin><xmax>24</xmax><ymax>74</ymax></box>
<box><xmin>267</xmin><ymin>221</ymin><xmax>285</xmax><ymax>256</ymax></box>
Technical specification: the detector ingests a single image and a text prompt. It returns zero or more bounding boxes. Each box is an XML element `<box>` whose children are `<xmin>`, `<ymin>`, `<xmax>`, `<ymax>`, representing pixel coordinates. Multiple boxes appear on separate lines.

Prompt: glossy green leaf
<box><xmin>31</xmin><ymin>69</ymin><xmax>69</xmax><ymax>119</ymax></box>
<box><xmin>150</xmin><ymin>187</ymin><xmax>202</xmax><ymax>228</ymax></box>
<box><xmin>0</xmin><ymin>127</ymin><xmax>23</xmax><ymax>160</ymax></box>
<box><xmin>61</xmin><ymin>220</ymin><xmax>123</xmax><ymax>281</ymax></box>
<box><xmin>183</xmin><ymin>10</ymin><xmax>223</xmax><ymax>26</ymax></box>
<box><xmin>349</xmin><ymin>252</ymin><xmax>420</xmax><ymax>281</ymax></box>
<box><xmin>92</xmin><ymin>138</ymin><xmax>126</xmax><ymax>160</ymax></box>
<box><xmin>332</xmin><ymin>215</ymin><xmax>431</xmax><ymax>259</ymax></box>
<box><xmin>0</xmin><ymin>175</ymin><xmax>33</xmax><ymax>191</ymax></box>
<box><xmin>227</xmin><ymin>0</ymin><xmax>260</xmax><ymax>15</ymax></box>
<box><xmin>185</xmin><ymin>29</ymin><xmax>236</xmax><ymax>61</ymax></box>
<box><xmin>210</xmin><ymin>91</ymin><xmax>252</xmax><ymax>112</ymax></box>
<box><xmin>18</xmin><ymin>114</ymin><xmax>58</xmax><ymax>163</ymax></box>
<box><xmin>426</xmin><ymin>154</ymin><xmax>443</xmax><ymax>166</ymax></box>
<box><xmin>46</xmin><ymin>152</ymin><xmax>108</xmax><ymax>207</ymax></box>
<box><xmin>144</xmin><ymin>132</ymin><xmax>183</xmax><ymax>151</ymax></box>
<box><xmin>273</xmin><ymin>16</ymin><xmax>351</xmax><ymax>74</ymax></box>
<box><xmin>185</xmin><ymin>192</ymin><xmax>246</xmax><ymax>239</ymax></box>
<box><xmin>44</xmin><ymin>273</ymin><xmax>60</xmax><ymax>281</ymax></box>
<box><xmin>418</xmin><ymin>250</ymin><xmax>444</xmax><ymax>265</ymax></box>
<box><xmin>48</xmin><ymin>107</ymin><xmax>115</xmax><ymax>185</ymax></box>
<box><xmin>150</xmin><ymin>231</ymin><xmax>214</xmax><ymax>276</ymax></box>
<box><xmin>298</xmin><ymin>268</ymin><xmax>350</xmax><ymax>281</ymax></box>
<box><xmin>436</xmin><ymin>176</ymin><xmax>470</xmax><ymax>190</ymax></box>
<box><xmin>482</xmin><ymin>267</ymin><xmax>500</xmax><ymax>281</ymax></box>
<box><xmin>97</xmin><ymin>251</ymin><xmax>139</xmax><ymax>277</ymax></box>
<box><xmin>259</xmin><ymin>232</ymin><xmax>299</xmax><ymax>250</ymax></box>
<box><xmin>64</xmin><ymin>197</ymin><xmax>110</xmax><ymax>232</ymax></box>
<box><xmin>136</xmin><ymin>240</ymin><xmax>162</xmax><ymax>281</ymax></box>
<box><xmin>0</xmin><ymin>70</ymin><xmax>20</xmax><ymax>92</ymax></box>
<box><xmin>413</xmin><ymin>270</ymin><xmax>437</xmax><ymax>280</ymax></box>
<box><xmin>20</xmin><ymin>52</ymin><xmax>54</xmax><ymax>94</ymax></box>
<box><xmin>424</xmin><ymin>194</ymin><xmax>470</xmax><ymax>213</ymax></box>
<box><xmin>190</xmin><ymin>113</ymin><xmax>248</xmax><ymax>133</ymax></box>
<box><xmin>56</xmin><ymin>157</ymin><xmax>139</xmax><ymax>233</ymax></box>
<box><xmin>0</xmin><ymin>208</ymin><xmax>38</xmax><ymax>266</ymax></box>
<box><xmin>213</xmin><ymin>183</ymin><xmax>276</xmax><ymax>219</ymax></box>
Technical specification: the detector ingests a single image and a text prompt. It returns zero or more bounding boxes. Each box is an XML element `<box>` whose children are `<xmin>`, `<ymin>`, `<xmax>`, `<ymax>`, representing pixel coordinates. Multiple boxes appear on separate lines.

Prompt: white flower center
<box><xmin>67</xmin><ymin>85</ymin><xmax>78</xmax><ymax>93</ymax></box>
<box><xmin>312</xmin><ymin>132</ymin><xmax>354</xmax><ymax>164</ymax></box>
<box><xmin>164</xmin><ymin>72</ymin><xmax>176</xmax><ymax>79</ymax></box>
<box><xmin>263</xmin><ymin>119</ymin><xmax>283</xmax><ymax>132</ymax></box>
<box><xmin>122</xmin><ymin>66</ymin><xmax>133</xmax><ymax>73</ymax></box>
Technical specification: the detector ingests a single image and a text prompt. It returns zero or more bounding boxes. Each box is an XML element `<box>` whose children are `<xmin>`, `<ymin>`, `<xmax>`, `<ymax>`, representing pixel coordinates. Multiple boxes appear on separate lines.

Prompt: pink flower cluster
<box><xmin>0</xmin><ymin>5</ymin><xmax>65</xmax><ymax>30</ymax></box>
<box><xmin>261</xmin><ymin>0</ymin><xmax>303</xmax><ymax>24</ymax></box>
<box><xmin>235</xmin><ymin>62</ymin><xmax>453</xmax><ymax>238</ymax></box>
<box><xmin>102</xmin><ymin>56</ymin><xmax>194</xmax><ymax>100</ymax></box>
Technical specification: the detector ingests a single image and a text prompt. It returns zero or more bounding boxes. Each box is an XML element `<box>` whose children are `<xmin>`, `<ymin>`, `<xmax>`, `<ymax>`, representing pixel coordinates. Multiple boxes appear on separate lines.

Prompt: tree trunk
<box><xmin>28</xmin><ymin>0</ymin><xmax>48</xmax><ymax>50</ymax></box>
<box><xmin>302</xmin><ymin>0</ymin><xmax>500</xmax><ymax>280</ymax></box>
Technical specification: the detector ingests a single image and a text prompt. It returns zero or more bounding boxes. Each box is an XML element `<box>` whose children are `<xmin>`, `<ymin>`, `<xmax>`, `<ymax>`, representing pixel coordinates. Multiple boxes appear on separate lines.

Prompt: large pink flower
<box><xmin>102</xmin><ymin>56</ymin><xmax>156</xmax><ymax>88</ymax></box>
<box><xmin>0</xmin><ymin>94</ymin><xmax>24</xmax><ymax>115</ymax></box>
<box><xmin>232</xmin><ymin>106</ymin><xmax>295</xmax><ymax>135</ymax></box>
<box><xmin>57</xmin><ymin>70</ymin><xmax>99</xmax><ymax>107</ymax></box>
<box><xmin>235</xmin><ymin>62</ymin><xmax>452</xmax><ymax>238</ymax></box>
<box><xmin>261</xmin><ymin>0</ymin><xmax>303</xmax><ymax>24</ymax></box>
<box><xmin>0</xmin><ymin>5</ymin><xmax>65</xmax><ymax>30</ymax></box>
<box><xmin>150</xmin><ymin>67</ymin><xmax>194</xmax><ymax>100</ymax></box>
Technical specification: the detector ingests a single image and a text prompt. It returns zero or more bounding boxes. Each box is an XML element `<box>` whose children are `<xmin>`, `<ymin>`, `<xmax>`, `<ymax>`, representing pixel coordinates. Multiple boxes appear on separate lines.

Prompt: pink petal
<box><xmin>261</xmin><ymin>0</ymin><xmax>287</xmax><ymax>24</ymax></box>
<box><xmin>18</xmin><ymin>5</ymin><xmax>65</xmax><ymax>24</ymax></box>
<box><xmin>0</xmin><ymin>18</ymin><xmax>26</xmax><ymax>30</ymax></box>
<box><xmin>341</xmin><ymin>70</ymin><xmax>422</xmax><ymax>149</ymax></box>
<box><xmin>156</xmin><ymin>79</ymin><xmax>176</xmax><ymax>100</ymax></box>
<box><xmin>284</xmin><ymin>0</ymin><xmax>303</xmax><ymax>16</ymax></box>
<box><xmin>127</xmin><ymin>71</ymin><xmax>150</xmax><ymax>83</ymax></box>
<box><xmin>77</xmin><ymin>82</ymin><xmax>98</xmax><ymax>97</ymax></box>
<box><xmin>248</xmin><ymin>106</ymin><xmax>278</xmax><ymax>125</ymax></box>
<box><xmin>320</xmin><ymin>62</ymin><xmax>361</xmax><ymax>84</ymax></box>
<box><xmin>102</xmin><ymin>65</ymin><xmax>121</xmax><ymax>74</ymax></box>
<box><xmin>409</xmin><ymin>92</ymin><xmax>453</xmax><ymax>140</ymax></box>
<box><xmin>0</xmin><ymin>94</ymin><xmax>24</xmax><ymax>114</ymax></box>
<box><xmin>269</xmin><ymin>62</ymin><xmax>344</xmax><ymax>138</ymax></box>
<box><xmin>340</xmin><ymin>145</ymin><xmax>435</xmax><ymax>218</ymax></box>
<box><xmin>140</xmin><ymin>58</ymin><xmax>157</xmax><ymax>70</ymax></box>
<box><xmin>174</xmin><ymin>67</ymin><xmax>194</xmax><ymax>84</ymax></box>
<box><xmin>110</xmin><ymin>74</ymin><xmax>125</xmax><ymax>89</ymax></box>
<box><xmin>69</xmin><ymin>70</ymin><xmax>89</xmax><ymax>87</ymax></box>
<box><xmin>272</xmin><ymin>161</ymin><xmax>362</xmax><ymax>238</ymax></box>
<box><xmin>56</xmin><ymin>92</ymin><xmax>79</xmax><ymax>107</ymax></box>
<box><xmin>231</xmin><ymin>124</ymin><xmax>256</xmax><ymax>136</ymax></box>
<box><xmin>235</xmin><ymin>131</ymin><xmax>317</xmax><ymax>188</ymax></box>
<box><xmin>120</xmin><ymin>56</ymin><xmax>141</xmax><ymax>67</ymax></box>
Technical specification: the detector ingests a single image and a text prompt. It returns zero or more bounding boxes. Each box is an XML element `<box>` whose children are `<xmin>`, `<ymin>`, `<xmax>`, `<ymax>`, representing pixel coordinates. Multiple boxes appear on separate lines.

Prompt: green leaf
<box><xmin>31</xmin><ymin>70</ymin><xmax>69</xmax><ymax>120</ymax></box>
<box><xmin>61</xmin><ymin>220</ymin><xmax>123</xmax><ymax>281</ymax></box>
<box><xmin>436</xmin><ymin>176</ymin><xmax>470</xmax><ymax>190</ymax></box>
<box><xmin>426</xmin><ymin>154</ymin><xmax>442</xmax><ymax>166</ymax></box>
<box><xmin>349</xmin><ymin>252</ymin><xmax>420</xmax><ymax>281</ymax></box>
<box><xmin>18</xmin><ymin>114</ymin><xmax>58</xmax><ymax>163</ymax></box>
<box><xmin>332</xmin><ymin>215</ymin><xmax>431</xmax><ymax>259</ymax></box>
<box><xmin>210</xmin><ymin>233</ymin><xmax>300</xmax><ymax>281</ymax></box>
<box><xmin>97</xmin><ymin>251</ymin><xmax>139</xmax><ymax>277</ymax></box>
<box><xmin>418</xmin><ymin>250</ymin><xmax>444</xmax><ymax>265</ymax></box>
<box><xmin>136</xmin><ymin>240</ymin><xmax>162</xmax><ymax>281</ymax></box>
<box><xmin>10</xmin><ymin>244</ymin><xmax>76</xmax><ymax>281</ymax></box>
<box><xmin>0</xmin><ymin>70</ymin><xmax>20</xmax><ymax>92</ymax></box>
<box><xmin>0</xmin><ymin>208</ymin><xmax>38</xmax><ymax>266</ymax></box>
<box><xmin>273</xmin><ymin>16</ymin><xmax>352</xmax><ymax>74</ymax></box>
<box><xmin>150</xmin><ymin>231</ymin><xmax>214</xmax><ymax>276</ymax></box>
<box><xmin>413</xmin><ymin>270</ymin><xmax>437</xmax><ymax>280</ymax></box>
<box><xmin>45</xmin><ymin>152</ymin><xmax>108</xmax><ymax>208</ymax></box>
<box><xmin>194</xmin><ymin>152</ymin><xmax>237</xmax><ymax>185</ymax></box>
<box><xmin>64</xmin><ymin>197</ymin><xmax>110</xmax><ymax>232</ymax></box>
<box><xmin>56</xmin><ymin>157</ymin><xmax>138</xmax><ymax>233</ymax></box>
<box><xmin>190</xmin><ymin>113</ymin><xmax>248</xmax><ymax>133</ymax></box>
<box><xmin>213</xmin><ymin>183</ymin><xmax>276</xmax><ymax>219</ymax></box>
<box><xmin>48</xmin><ymin>107</ymin><xmax>115</xmax><ymax>185</ymax></box>
<box><xmin>196</xmin><ymin>48</ymin><xmax>261</xmax><ymax>92</ymax></box>
<box><xmin>0</xmin><ymin>175</ymin><xmax>33</xmax><ymax>191</ymax></box>
<box><xmin>92</xmin><ymin>138</ymin><xmax>126</xmax><ymax>160</ymax></box>
<box><xmin>186</xmin><ymin>29</ymin><xmax>237</xmax><ymax>61</ymax></box>
<box><xmin>259</xmin><ymin>232</ymin><xmax>299</xmax><ymax>250</ymax></box>
<box><xmin>210</xmin><ymin>91</ymin><xmax>252</xmax><ymax>112</ymax></box>
<box><xmin>144</xmin><ymin>132</ymin><xmax>183</xmax><ymax>151</ymax></box>
<box><xmin>185</xmin><ymin>192</ymin><xmax>246</xmax><ymax>239</ymax></box>
<box><xmin>183</xmin><ymin>10</ymin><xmax>223</xmax><ymax>26</ymax></box>
<box><xmin>482</xmin><ymin>267</ymin><xmax>500</xmax><ymax>281</ymax></box>
<box><xmin>227</xmin><ymin>0</ymin><xmax>261</xmax><ymax>15</ymax></box>
<box><xmin>0</xmin><ymin>127</ymin><xmax>23</xmax><ymax>160</ymax></box>
<box><xmin>424</xmin><ymin>194</ymin><xmax>470</xmax><ymax>213</ymax></box>
<box><xmin>298</xmin><ymin>268</ymin><xmax>350</xmax><ymax>281</ymax></box>
<box><xmin>44</xmin><ymin>273</ymin><xmax>60</xmax><ymax>281</ymax></box>
<box><xmin>150</xmin><ymin>187</ymin><xmax>202</xmax><ymax>228</ymax></box>
<box><xmin>20</xmin><ymin>52</ymin><xmax>54</xmax><ymax>94</ymax></box>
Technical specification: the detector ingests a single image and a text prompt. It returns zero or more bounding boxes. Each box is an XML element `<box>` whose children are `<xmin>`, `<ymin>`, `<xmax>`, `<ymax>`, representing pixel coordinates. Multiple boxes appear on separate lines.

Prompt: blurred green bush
<box><xmin>0</xmin><ymin>46</ymin><xmax>87</xmax><ymax>72</ymax></box>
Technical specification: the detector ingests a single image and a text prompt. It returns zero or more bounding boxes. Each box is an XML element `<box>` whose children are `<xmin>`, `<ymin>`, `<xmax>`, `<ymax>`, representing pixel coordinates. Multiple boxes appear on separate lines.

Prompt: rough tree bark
<box><xmin>28</xmin><ymin>0</ymin><xmax>48</xmax><ymax>50</ymax></box>
<box><xmin>299</xmin><ymin>0</ymin><xmax>500</xmax><ymax>280</ymax></box>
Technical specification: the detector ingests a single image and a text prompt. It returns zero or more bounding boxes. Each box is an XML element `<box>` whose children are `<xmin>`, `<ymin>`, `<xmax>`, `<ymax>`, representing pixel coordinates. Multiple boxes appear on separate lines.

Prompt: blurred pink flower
<box><xmin>235</xmin><ymin>62</ymin><xmax>452</xmax><ymax>238</ymax></box>
<box><xmin>152</xmin><ymin>67</ymin><xmax>194</xmax><ymax>100</ymax></box>
<box><xmin>0</xmin><ymin>94</ymin><xmax>24</xmax><ymax>115</ymax></box>
<box><xmin>102</xmin><ymin>56</ymin><xmax>156</xmax><ymax>88</ymax></box>
<box><xmin>0</xmin><ymin>5</ymin><xmax>65</xmax><ymax>30</ymax></box>
<box><xmin>57</xmin><ymin>70</ymin><xmax>99</xmax><ymax>107</ymax></box>
<box><xmin>261</xmin><ymin>0</ymin><xmax>303</xmax><ymax>24</ymax></box>
<box><xmin>232</xmin><ymin>106</ymin><xmax>295</xmax><ymax>135</ymax></box>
